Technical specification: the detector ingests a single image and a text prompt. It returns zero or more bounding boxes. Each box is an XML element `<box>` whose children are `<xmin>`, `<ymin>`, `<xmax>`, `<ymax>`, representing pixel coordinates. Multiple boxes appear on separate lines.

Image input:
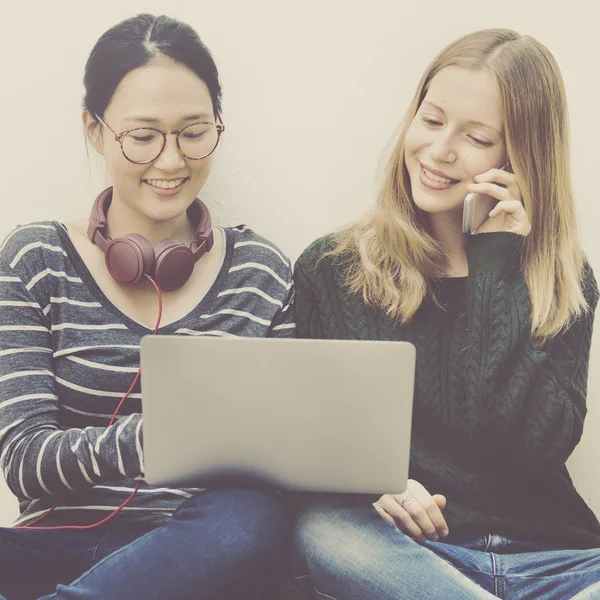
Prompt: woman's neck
<box><xmin>105</xmin><ymin>196</ymin><xmax>196</xmax><ymax>247</ymax></box>
<box><xmin>426</xmin><ymin>211</ymin><xmax>468</xmax><ymax>277</ymax></box>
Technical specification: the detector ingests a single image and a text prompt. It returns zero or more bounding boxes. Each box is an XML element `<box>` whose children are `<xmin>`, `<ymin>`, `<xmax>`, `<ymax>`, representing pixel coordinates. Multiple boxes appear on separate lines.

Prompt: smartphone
<box><xmin>462</xmin><ymin>162</ymin><xmax>511</xmax><ymax>234</ymax></box>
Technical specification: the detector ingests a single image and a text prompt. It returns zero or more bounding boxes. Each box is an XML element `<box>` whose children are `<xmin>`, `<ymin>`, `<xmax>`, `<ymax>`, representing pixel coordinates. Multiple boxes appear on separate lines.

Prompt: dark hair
<box><xmin>83</xmin><ymin>14</ymin><xmax>222</xmax><ymax>119</ymax></box>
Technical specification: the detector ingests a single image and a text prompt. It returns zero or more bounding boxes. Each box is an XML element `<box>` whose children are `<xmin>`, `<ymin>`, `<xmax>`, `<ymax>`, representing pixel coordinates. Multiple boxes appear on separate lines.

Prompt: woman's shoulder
<box><xmin>225</xmin><ymin>224</ymin><xmax>292</xmax><ymax>270</ymax></box>
<box><xmin>582</xmin><ymin>256</ymin><xmax>599</xmax><ymax>308</ymax></box>
<box><xmin>223</xmin><ymin>225</ymin><xmax>295</xmax><ymax>301</ymax></box>
<box><xmin>0</xmin><ymin>220</ymin><xmax>65</xmax><ymax>272</ymax></box>
<box><xmin>295</xmin><ymin>232</ymin><xmax>344</xmax><ymax>277</ymax></box>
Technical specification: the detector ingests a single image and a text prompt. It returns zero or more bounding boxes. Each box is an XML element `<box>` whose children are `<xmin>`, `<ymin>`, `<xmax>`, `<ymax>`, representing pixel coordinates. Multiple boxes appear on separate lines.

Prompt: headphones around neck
<box><xmin>87</xmin><ymin>187</ymin><xmax>214</xmax><ymax>292</ymax></box>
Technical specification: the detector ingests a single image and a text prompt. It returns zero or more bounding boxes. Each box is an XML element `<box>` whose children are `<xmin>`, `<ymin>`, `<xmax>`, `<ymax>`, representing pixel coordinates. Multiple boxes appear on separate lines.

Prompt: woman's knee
<box><xmin>174</xmin><ymin>488</ymin><xmax>289</xmax><ymax>561</ymax></box>
<box><xmin>295</xmin><ymin>504</ymin><xmax>480</xmax><ymax>600</ymax></box>
<box><xmin>296</xmin><ymin>502</ymin><xmax>405</xmax><ymax>578</ymax></box>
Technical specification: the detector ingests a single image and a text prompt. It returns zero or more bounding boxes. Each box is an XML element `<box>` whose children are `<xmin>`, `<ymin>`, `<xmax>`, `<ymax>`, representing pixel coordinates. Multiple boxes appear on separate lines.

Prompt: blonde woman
<box><xmin>293</xmin><ymin>29</ymin><xmax>600</xmax><ymax>599</ymax></box>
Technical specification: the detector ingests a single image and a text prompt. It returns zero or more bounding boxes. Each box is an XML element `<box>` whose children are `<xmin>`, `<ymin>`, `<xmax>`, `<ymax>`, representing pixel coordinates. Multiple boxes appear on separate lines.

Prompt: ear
<box><xmin>83</xmin><ymin>111</ymin><xmax>104</xmax><ymax>156</ymax></box>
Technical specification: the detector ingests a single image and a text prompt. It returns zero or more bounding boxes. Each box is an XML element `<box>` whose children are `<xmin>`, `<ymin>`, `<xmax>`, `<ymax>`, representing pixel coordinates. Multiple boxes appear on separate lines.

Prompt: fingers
<box><xmin>476</xmin><ymin>199</ymin><xmax>532</xmax><ymax>236</ymax></box>
<box><xmin>373</xmin><ymin>482</ymin><xmax>450</xmax><ymax>543</ymax></box>
<box><xmin>488</xmin><ymin>200</ymin><xmax>524</xmax><ymax>218</ymax></box>
<box><xmin>409</xmin><ymin>486</ymin><xmax>449</xmax><ymax>539</ymax></box>
<box><xmin>472</xmin><ymin>168</ymin><xmax>522</xmax><ymax>203</ymax></box>
<box><xmin>474</xmin><ymin>167</ymin><xmax>513</xmax><ymax>184</ymax></box>
<box><xmin>373</xmin><ymin>501</ymin><xmax>396</xmax><ymax>525</ymax></box>
<box><xmin>432</xmin><ymin>494</ymin><xmax>446</xmax><ymax>510</ymax></box>
<box><xmin>466</xmin><ymin>181</ymin><xmax>515</xmax><ymax>204</ymax></box>
<box><xmin>468</xmin><ymin>169</ymin><xmax>531</xmax><ymax>236</ymax></box>
<box><xmin>374</xmin><ymin>494</ymin><xmax>433</xmax><ymax>543</ymax></box>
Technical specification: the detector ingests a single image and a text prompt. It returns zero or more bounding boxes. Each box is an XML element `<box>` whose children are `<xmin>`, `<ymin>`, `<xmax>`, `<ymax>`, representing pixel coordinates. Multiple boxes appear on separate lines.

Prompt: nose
<box><xmin>428</xmin><ymin>130</ymin><xmax>457</xmax><ymax>164</ymax></box>
<box><xmin>153</xmin><ymin>133</ymin><xmax>186</xmax><ymax>171</ymax></box>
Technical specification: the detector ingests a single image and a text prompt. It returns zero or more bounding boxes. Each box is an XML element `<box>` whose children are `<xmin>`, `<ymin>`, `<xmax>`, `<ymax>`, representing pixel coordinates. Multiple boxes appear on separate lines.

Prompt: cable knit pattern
<box><xmin>294</xmin><ymin>231</ymin><xmax>600</xmax><ymax>549</ymax></box>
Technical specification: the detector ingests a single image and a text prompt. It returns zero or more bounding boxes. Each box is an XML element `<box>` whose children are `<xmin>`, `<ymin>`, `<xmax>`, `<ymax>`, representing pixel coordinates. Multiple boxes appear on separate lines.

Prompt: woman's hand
<box><xmin>468</xmin><ymin>167</ymin><xmax>531</xmax><ymax>237</ymax></box>
<box><xmin>373</xmin><ymin>479</ymin><xmax>449</xmax><ymax>544</ymax></box>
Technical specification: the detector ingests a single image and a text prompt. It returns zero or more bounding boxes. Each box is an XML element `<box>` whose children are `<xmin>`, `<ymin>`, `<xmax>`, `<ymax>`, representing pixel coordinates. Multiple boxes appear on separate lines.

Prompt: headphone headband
<box><xmin>87</xmin><ymin>187</ymin><xmax>214</xmax><ymax>291</ymax></box>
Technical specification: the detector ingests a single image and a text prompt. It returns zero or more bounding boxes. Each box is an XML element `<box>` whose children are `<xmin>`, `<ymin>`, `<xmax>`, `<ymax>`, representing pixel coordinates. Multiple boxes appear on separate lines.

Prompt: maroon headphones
<box><xmin>87</xmin><ymin>187</ymin><xmax>214</xmax><ymax>292</ymax></box>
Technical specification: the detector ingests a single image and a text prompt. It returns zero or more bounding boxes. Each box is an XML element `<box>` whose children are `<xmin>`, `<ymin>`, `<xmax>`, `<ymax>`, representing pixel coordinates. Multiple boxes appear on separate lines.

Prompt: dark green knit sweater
<box><xmin>294</xmin><ymin>231</ymin><xmax>600</xmax><ymax>549</ymax></box>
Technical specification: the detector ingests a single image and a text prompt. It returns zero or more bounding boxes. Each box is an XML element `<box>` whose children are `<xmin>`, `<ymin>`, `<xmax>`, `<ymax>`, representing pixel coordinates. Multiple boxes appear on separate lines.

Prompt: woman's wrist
<box><xmin>466</xmin><ymin>231</ymin><xmax>525</xmax><ymax>276</ymax></box>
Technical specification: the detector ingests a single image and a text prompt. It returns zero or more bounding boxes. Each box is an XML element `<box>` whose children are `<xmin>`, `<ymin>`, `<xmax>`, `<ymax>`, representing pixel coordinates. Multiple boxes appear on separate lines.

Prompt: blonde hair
<box><xmin>329</xmin><ymin>28</ymin><xmax>587</xmax><ymax>345</ymax></box>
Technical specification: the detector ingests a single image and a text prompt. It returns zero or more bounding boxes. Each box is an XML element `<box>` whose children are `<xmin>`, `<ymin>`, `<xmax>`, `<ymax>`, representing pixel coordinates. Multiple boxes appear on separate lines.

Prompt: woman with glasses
<box><xmin>0</xmin><ymin>13</ymin><xmax>294</xmax><ymax>600</ymax></box>
<box><xmin>292</xmin><ymin>29</ymin><xmax>600</xmax><ymax>599</ymax></box>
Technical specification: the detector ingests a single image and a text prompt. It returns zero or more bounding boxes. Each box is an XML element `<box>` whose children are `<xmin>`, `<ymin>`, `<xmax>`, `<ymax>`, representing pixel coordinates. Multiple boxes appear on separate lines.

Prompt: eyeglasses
<box><xmin>94</xmin><ymin>114</ymin><xmax>225</xmax><ymax>164</ymax></box>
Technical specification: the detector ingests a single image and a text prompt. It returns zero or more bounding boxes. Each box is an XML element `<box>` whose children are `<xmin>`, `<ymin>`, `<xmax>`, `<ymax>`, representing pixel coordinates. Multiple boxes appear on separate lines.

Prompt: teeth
<box><xmin>423</xmin><ymin>167</ymin><xmax>453</xmax><ymax>184</ymax></box>
<box><xmin>146</xmin><ymin>178</ymin><xmax>185</xmax><ymax>189</ymax></box>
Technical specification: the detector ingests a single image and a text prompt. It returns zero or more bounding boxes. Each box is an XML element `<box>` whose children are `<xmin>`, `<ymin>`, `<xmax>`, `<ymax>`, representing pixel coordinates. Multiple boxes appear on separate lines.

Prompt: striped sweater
<box><xmin>0</xmin><ymin>221</ymin><xmax>295</xmax><ymax>526</ymax></box>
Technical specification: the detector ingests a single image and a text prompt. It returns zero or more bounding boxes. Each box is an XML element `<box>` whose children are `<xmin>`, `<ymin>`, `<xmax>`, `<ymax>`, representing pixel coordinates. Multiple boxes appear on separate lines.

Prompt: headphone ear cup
<box><xmin>154</xmin><ymin>239</ymin><xmax>195</xmax><ymax>292</ymax></box>
<box><xmin>105</xmin><ymin>234</ymin><xmax>156</xmax><ymax>285</ymax></box>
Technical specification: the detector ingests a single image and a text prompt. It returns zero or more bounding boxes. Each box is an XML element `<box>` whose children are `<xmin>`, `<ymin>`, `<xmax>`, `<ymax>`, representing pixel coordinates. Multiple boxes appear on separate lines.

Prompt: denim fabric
<box><xmin>294</xmin><ymin>499</ymin><xmax>600</xmax><ymax>600</ymax></box>
<box><xmin>0</xmin><ymin>488</ymin><xmax>288</xmax><ymax>600</ymax></box>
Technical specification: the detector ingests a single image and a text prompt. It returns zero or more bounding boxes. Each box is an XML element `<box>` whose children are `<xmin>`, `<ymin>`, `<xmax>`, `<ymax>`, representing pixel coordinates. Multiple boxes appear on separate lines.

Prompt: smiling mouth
<box><xmin>420</xmin><ymin>164</ymin><xmax>459</xmax><ymax>185</ymax></box>
<box><xmin>144</xmin><ymin>177</ymin><xmax>189</xmax><ymax>189</ymax></box>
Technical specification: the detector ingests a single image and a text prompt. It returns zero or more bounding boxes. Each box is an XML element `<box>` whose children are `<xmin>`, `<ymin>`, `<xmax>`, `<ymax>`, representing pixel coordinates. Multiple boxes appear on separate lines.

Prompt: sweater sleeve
<box><xmin>294</xmin><ymin>261</ymin><xmax>326</xmax><ymax>339</ymax></box>
<box><xmin>0</xmin><ymin>228</ymin><xmax>145</xmax><ymax>500</ymax></box>
<box><xmin>464</xmin><ymin>232</ymin><xmax>598</xmax><ymax>476</ymax></box>
<box><xmin>267</xmin><ymin>259</ymin><xmax>297</xmax><ymax>338</ymax></box>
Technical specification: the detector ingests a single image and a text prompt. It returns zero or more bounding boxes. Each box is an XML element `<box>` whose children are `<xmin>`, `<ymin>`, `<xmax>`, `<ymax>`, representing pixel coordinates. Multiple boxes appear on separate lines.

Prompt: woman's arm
<box><xmin>463</xmin><ymin>232</ymin><xmax>598</xmax><ymax>476</ymax></box>
<box><xmin>267</xmin><ymin>260</ymin><xmax>296</xmax><ymax>338</ymax></box>
<box><xmin>293</xmin><ymin>260</ymin><xmax>327</xmax><ymax>339</ymax></box>
<box><xmin>0</xmin><ymin>246</ymin><xmax>145</xmax><ymax>501</ymax></box>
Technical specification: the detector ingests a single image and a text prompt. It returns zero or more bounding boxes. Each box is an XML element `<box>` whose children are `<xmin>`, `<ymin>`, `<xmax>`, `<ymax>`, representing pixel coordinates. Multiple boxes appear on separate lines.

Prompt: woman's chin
<box><xmin>413</xmin><ymin>198</ymin><xmax>464</xmax><ymax>216</ymax></box>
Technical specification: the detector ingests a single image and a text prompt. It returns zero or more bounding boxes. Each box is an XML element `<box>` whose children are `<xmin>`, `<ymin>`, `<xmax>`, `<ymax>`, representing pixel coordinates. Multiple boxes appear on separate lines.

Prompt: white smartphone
<box><xmin>462</xmin><ymin>162</ymin><xmax>511</xmax><ymax>234</ymax></box>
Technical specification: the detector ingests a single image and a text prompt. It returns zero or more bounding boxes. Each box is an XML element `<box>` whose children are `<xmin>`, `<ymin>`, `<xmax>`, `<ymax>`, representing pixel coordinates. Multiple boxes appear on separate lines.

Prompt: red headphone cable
<box><xmin>14</xmin><ymin>275</ymin><xmax>163</xmax><ymax>531</ymax></box>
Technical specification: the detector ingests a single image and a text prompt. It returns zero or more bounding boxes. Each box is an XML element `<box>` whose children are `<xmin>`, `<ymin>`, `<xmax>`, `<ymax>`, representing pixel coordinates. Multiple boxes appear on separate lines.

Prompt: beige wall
<box><xmin>1</xmin><ymin>0</ymin><xmax>598</xmax><ymax>525</ymax></box>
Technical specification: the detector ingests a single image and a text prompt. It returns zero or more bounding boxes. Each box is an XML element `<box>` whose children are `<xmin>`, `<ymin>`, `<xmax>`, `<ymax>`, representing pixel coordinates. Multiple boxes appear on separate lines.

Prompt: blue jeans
<box><xmin>294</xmin><ymin>499</ymin><xmax>600</xmax><ymax>600</ymax></box>
<box><xmin>0</xmin><ymin>488</ymin><xmax>288</xmax><ymax>600</ymax></box>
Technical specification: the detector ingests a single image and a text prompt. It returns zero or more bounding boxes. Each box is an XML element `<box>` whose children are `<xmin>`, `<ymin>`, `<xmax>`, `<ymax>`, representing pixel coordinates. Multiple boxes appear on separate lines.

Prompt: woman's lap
<box><xmin>0</xmin><ymin>521</ymin><xmax>156</xmax><ymax>600</ymax></box>
<box><xmin>5</xmin><ymin>489</ymin><xmax>599</xmax><ymax>600</ymax></box>
<box><xmin>428</xmin><ymin>536</ymin><xmax>600</xmax><ymax>599</ymax></box>
<box><xmin>294</xmin><ymin>499</ymin><xmax>494</xmax><ymax>599</ymax></box>
<box><xmin>294</xmin><ymin>499</ymin><xmax>600</xmax><ymax>600</ymax></box>
<box><xmin>0</xmin><ymin>487</ymin><xmax>288</xmax><ymax>600</ymax></box>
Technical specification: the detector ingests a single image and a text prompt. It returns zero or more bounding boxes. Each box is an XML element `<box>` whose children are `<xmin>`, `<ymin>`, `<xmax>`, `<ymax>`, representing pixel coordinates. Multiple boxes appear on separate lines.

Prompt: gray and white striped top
<box><xmin>0</xmin><ymin>221</ymin><xmax>295</xmax><ymax>526</ymax></box>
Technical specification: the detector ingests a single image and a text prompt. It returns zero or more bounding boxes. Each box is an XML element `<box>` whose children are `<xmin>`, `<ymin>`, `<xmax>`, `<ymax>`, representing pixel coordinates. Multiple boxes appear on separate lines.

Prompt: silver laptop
<box><xmin>140</xmin><ymin>336</ymin><xmax>415</xmax><ymax>495</ymax></box>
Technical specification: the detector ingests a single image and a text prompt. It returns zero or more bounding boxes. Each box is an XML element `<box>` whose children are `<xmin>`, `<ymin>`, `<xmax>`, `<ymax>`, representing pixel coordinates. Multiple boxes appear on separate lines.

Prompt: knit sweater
<box><xmin>294</xmin><ymin>231</ymin><xmax>600</xmax><ymax>549</ymax></box>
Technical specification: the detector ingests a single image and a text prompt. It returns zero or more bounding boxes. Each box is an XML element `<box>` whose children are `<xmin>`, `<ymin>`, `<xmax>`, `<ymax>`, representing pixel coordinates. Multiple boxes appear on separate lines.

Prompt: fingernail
<box><xmin>431</xmin><ymin>534</ymin><xmax>439</xmax><ymax>542</ymax></box>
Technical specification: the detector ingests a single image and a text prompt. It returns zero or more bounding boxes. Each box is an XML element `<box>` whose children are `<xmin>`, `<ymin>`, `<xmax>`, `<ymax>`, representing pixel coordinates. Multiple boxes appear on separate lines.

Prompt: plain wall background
<box><xmin>1</xmin><ymin>0</ymin><xmax>599</xmax><ymax>525</ymax></box>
